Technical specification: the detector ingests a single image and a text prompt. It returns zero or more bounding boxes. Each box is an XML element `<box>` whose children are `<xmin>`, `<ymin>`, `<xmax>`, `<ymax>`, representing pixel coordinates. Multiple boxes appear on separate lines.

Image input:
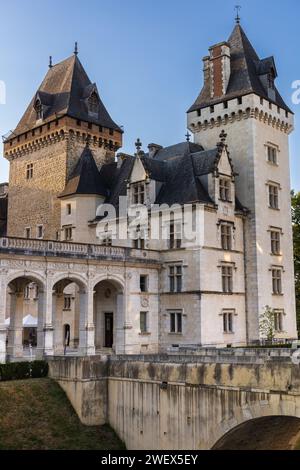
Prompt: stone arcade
<box><xmin>0</xmin><ymin>20</ymin><xmax>297</xmax><ymax>362</ymax></box>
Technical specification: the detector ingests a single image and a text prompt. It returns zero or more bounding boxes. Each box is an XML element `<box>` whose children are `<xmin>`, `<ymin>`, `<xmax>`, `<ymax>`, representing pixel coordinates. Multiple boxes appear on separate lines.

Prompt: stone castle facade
<box><xmin>0</xmin><ymin>22</ymin><xmax>297</xmax><ymax>362</ymax></box>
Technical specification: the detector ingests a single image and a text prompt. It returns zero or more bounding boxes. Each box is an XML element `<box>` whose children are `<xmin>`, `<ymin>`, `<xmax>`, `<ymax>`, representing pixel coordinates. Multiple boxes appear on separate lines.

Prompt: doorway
<box><xmin>104</xmin><ymin>312</ymin><xmax>114</xmax><ymax>348</ymax></box>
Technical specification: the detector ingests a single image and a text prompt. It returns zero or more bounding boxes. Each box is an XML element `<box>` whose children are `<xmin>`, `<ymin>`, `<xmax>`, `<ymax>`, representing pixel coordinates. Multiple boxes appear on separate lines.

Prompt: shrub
<box><xmin>0</xmin><ymin>361</ymin><xmax>48</xmax><ymax>382</ymax></box>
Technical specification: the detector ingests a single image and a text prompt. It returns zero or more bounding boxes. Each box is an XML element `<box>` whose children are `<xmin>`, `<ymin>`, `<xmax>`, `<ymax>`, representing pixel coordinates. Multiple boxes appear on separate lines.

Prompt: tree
<box><xmin>259</xmin><ymin>306</ymin><xmax>276</xmax><ymax>343</ymax></box>
<box><xmin>291</xmin><ymin>191</ymin><xmax>300</xmax><ymax>334</ymax></box>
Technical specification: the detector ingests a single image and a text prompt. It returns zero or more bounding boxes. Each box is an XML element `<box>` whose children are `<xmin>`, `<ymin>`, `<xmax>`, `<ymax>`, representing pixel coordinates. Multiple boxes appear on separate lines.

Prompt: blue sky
<box><xmin>0</xmin><ymin>0</ymin><xmax>299</xmax><ymax>189</ymax></box>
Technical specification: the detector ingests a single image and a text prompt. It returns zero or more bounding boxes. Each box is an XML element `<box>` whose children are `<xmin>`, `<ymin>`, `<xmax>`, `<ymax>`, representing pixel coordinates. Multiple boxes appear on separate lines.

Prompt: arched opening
<box><xmin>212</xmin><ymin>416</ymin><xmax>300</xmax><ymax>450</ymax></box>
<box><xmin>93</xmin><ymin>279</ymin><xmax>124</xmax><ymax>353</ymax></box>
<box><xmin>6</xmin><ymin>275</ymin><xmax>45</xmax><ymax>360</ymax></box>
<box><xmin>52</xmin><ymin>278</ymin><xmax>86</xmax><ymax>355</ymax></box>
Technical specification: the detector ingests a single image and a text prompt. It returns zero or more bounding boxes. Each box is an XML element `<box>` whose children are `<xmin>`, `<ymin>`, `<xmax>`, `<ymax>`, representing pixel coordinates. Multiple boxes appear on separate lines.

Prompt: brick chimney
<box><xmin>208</xmin><ymin>42</ymin><xmax>231</xmax><ymax>98</ymax></box>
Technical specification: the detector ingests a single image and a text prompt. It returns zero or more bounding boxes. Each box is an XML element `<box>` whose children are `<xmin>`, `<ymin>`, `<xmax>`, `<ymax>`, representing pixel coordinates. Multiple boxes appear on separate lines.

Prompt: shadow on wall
<box><xmin>212</xmin><ymin>416</ymin><xmax>300</xmax><ymax>450</ymax></box>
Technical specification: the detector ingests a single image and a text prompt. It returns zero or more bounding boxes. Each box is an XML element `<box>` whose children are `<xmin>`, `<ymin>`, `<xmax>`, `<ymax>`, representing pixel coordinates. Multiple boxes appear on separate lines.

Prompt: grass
<box><xmin>0</xmin><ymin>378</ymin><xmax>125</xmax><ymax>450</ymax></box>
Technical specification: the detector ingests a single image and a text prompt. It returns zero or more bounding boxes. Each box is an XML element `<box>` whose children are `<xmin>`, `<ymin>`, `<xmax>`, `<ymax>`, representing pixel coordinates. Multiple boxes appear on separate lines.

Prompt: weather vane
<box><xmin>185</xmin><ymin>132</ymin><xmax>191</xmax><ymax>142</ymax></box>
<box><xmin>235</xmin><ymin>5</ymin><xmax>241</xmax><ymax>24</ymax></box>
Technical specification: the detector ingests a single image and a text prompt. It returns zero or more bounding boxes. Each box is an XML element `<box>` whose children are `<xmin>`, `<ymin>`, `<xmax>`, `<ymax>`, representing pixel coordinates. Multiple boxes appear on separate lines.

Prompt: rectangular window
<box><xmin>223</xmin><ymin>101</ymin><xmax>228</xmax><ymax>109</ymax></box>
<box><xmin>169</xmin><ymin>265</ymin><xmax>182</xmax><ymax>293</ymax></box>
<box><xmin>269</xmin><ymin>184</ymin><xmax>279</xmax><ymax>209</ymax></box>
<box><xmin>64</xmin><ymin>296</ymin><xmax>71</xmax><ymax>310</ymax></box>
<box><xmin>272</xmin><ymin>268</ymin><xmax>282</xmax><ymax>295</ymax></box>
<box><xmin>64</xmin><ymin>227</ymin><xmax>73</xmax><ymax>241</ymax></box>
<box><xmin>222</xmin><ymin>266</ymin><xmax>233</xmax><ymax>293</ymax></box>
<box><xmin>109</xmin><ymin>129</ymin><xmax>114</xmax><ymax>136</ymax></box>
<box><xmin>270</xmin><ymin>230</ymin><xmax>281</xmax><ymax>255</ymax></box>
<box><xmin>133</xmin><ymin>183</ymin><xmax>145</xmax><ymax>204</ymax></box>
<box><xmin>25</xmin><ymin>227</ymin><xmax>31</xmax><ymax>239</ymax></box>
<box><xmin>237</xmin><ymin>97</ymin><xmax>242</xmax><ymax>105</ymax></box>
<box><xmin>169</xmin><ymin>222</ymin><xmax>181</xmax><ymax>249</ymax></box>
<box><xmin>169</xmin><ymin>311</ymin><xmax>182</xmax><ymax>334</ymax></box>
<box><xmin>210</xmin><ymin>105</ymin><xmax>214</xmax><ymax>113</ymax></box>
<box><xmin>66</xmin><ymin>203</ymin><xmax>72</xmax><ymax>215</ymax></box>
<box><xmin>267</xmin><ymin>146</ymin><xmax>277</xmax><ymax>164</ymax></box>
<box><xmin>260</xmin><ymin>97</ymin><xmax>264</xmax><ymax>105</ymax></box>
<box><xmin>26</xmin><ymin>163</ymin><xmax>34</xmax><ymax>180</ymax></box>
<box><xmin>140</xmin><ymin>312</ymin><xmax>148</xmax><ymax>333</ymax></box>
<box><xmin>36</xmin><ymin>225</ymin><xmax>43</xmax><ymax>239</ymax></box>
<box><xmin>221</xmin><ymin>223</ymin><xmax>232</xmax><ymax>251</ymax></box>
<box><xmin>197</xmin><ymin>109</ymin><xmax>201</xmax><ymax>117</ymax></box>
<box><xmin>223</xmin><ymin>311</ymin><xmax>234</xmax><ymax>333</ymax></box>
<box><xmin>274</xmin><ymin>310</ymin><xmax>284</xmax><ymax>332</ymax></box>
<box><xmin>219</xmin><ymin>179</ymin><xmax>231</xmax><ymax>202</ymax></box>
<box><xmin>140</xmin><ymin>275</ymin><xmax>148</xmax><ymax>292</ymax></box>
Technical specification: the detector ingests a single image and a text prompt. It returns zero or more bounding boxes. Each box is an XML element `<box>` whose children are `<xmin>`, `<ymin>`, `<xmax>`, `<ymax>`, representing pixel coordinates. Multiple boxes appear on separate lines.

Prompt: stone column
<box><xmin>115</xmin><ymin>292</ymin><xmax>126</xmax><ymax>354</ymax></box>
<box><xmin>43</xmin><ymin>281</ymin><xmax>54</xmax><ymax>357</ymax></box>
<box><xmin>36</xmin><ymin>289</ymin><xmax>45</xmax><ymax>360</ymax></box>
<box><xmin>7</xmin><ymin>288</ymin><xmax>24</xmax><ymax>358</ymax></box>
<box><xmin>0</xmin><ymin>276</ymin><xmax>7</xmax><ymax>363</ymax></box>
<box><xmin>53</xmin><ymin>292</ymin><xmax>64</xmax><ymax>355</ymax></box>
<box><xmin>79</xmin><ymin>287</ymin><xmax>95</xmax><ymax>356</ymax></box>
<box><xmin>121</xmin><ymin>272</ymin><xmax>132</xmax><ymax>354</ymax></box>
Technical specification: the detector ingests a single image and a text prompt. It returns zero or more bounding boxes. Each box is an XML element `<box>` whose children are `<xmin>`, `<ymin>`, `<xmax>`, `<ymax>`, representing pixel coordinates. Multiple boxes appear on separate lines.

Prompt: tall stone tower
<box><xmin>187</xmin><ymin>22</ymin><xmax>297</xmax><ymax>342</ymax></box>
<box><xmin>4</xmin><ymin>50</ymin><xmax>122</xmax><ymax>240</ymax></box>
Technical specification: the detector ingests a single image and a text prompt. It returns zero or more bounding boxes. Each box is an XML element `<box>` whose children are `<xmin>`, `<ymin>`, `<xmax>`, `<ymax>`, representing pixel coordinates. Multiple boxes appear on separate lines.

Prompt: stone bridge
<box><xmin>48</xmin><ymin>349</ymin><xmax>300</xmax><ymax>450</ymax></box>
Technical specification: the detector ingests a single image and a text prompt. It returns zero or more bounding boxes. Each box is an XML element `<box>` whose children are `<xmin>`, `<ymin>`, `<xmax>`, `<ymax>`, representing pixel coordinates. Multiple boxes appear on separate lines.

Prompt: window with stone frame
<box><xmin>272</xmin><ymin>268</ymin><xmax>282</xmax><ymax>295</ymax></box>
<box><xmin>132</xmin><ymin>182</ymin><xmax>145</xmax><ymax>205</ymax></box>
<box><xmin>64</xmin><ymin>295</ymin><xmax>72</xmax><ymax>311</ymax></box>
<box><xmin>270</xmin><ymin>230</ymin><xmax>281</xmax><ymax>255</ymax></box>
<box><xmin>223</xmin><ymin>310</ymin><xmax>234</xmax><ymax>333</ymax></box>
<box><xmin>274</xmin><ymin>310</ymin><xmax>284</xmax><ymax>332</ymax></box>
<box><xmin>26</xmin><ymin>163</ymin><xmax>34</xmax><ymax>180</ymax></box>
<box><xmin>88</xmin><ymin>91</ymin><xmax>99</xmax><ymax>114</ymax></box>
<box><xmin>101</xmin><ymin>223</ymin><xmax>112</xmax><ymax>247</ymax></box>
<box><xmin>169</xmin><ymin>311</ymin><xmax>182</xmax><ymax>334</ymax></box>
<box><xmin>34</xmin><ymin>99</ymin><xmax>43</xmax><ymax>120</ymax></box>
<box><xmin>267</xmin><ymin>145</ymin><xmax>278</xmax><ymax>164</ymax></box>
<box><xmin>169</xmin><ymin>265</ymin><xmax>182</xmax><ymax>293</ymax></box>
<box><xmin>220</xmin><ymin>223</ymin><xmax>232</xmax><ymax>251</ymax></box>
<box><xmin>169</xmin><ymin>221</ymin><xmax>182</xmax><ymax>249</ymax></box>
<box><xmin>133</xmin><ymin>224</ymin><xmax>145</xmax><ymax>250</ymax></box>
<box><xmin>25</xmin><ymin>227</ymin><xmax>31</xmax><ymax>239</ymax></box>
<box><xmin>140</xmin><ymin>275</ymin><xmax>148</xmax><ymax>292</ymax></box>
<box><xmin>219</xmin><ymin>178</ymin><xmax>231</xmax><ymax>202</ymax></box>
<box><xmin>64</xmin><ymin>226</ymin><xmax>73</xmax><ymax>241</ymax></box>
<box><xmin>268</xmin><ymin>184</ymin><xmax>279</xmax><ymax>209</ymax></box>
<box><xmin>140</xmin><ymin>312</ymin><xmax>148</xmax><ymax>333</ymax></box>
<box><xmin>37</xmin><ymin>225</ymin><xmax>43</xmax><ymax>239</ymax></box>
<box><xmin>221</xmin><ymin>265</ymin><xmax>233</xmax><ymax>293</ymax></box>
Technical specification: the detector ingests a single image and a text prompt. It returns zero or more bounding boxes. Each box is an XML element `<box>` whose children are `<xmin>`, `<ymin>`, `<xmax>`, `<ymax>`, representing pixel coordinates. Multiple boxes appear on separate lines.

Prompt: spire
<box><xmin>49</xmin><ymin>56</ymin><xmax>53</xmax><ymax>69</ymax></box>
<box><xmin>74</xmin><ymin>41</ymin><xmax>78</xmax><ymax>56</ymax></box>
<box><xmin>235</xmin><ymin>5</ymin><xmax>241</xmax><ymax>24</ymax></box>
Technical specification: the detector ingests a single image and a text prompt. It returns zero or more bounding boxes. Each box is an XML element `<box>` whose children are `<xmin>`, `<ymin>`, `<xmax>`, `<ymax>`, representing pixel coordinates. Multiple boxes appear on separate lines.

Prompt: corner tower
<box><xmin>188</xmin><ymin>22</ymin><xmax>297</xmax><ymax>343</ymax></box>
<box><xmin>4</xmin><ymin>50</ymin><xmax>123</xmax><ymax>240</ymax></box>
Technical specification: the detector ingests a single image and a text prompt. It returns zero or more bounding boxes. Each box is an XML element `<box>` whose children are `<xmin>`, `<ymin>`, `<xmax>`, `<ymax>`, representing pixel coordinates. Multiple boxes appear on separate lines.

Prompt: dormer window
<box><xmin>34</xmin><ymin>99</ymin><xmax>43</xmax><ymax>120</ymax></box>
<box><xmin>88</xmin><ymin>91</ymin><xmax>99</xmax><ymax>115</ymax></box>
<box><xmin>268</xmin><ymin>71</ymin><xmax>275</xmax><ymax>90</ymax></box>
<box><xmin>219</xmin><ymin>178</ymin><xmax>231</xmax><ymax>202</ymax></box>
<box><xmin>133</xmin><ymin>182</ymin><xmax>145</xmax><ymax>205</ymax></box>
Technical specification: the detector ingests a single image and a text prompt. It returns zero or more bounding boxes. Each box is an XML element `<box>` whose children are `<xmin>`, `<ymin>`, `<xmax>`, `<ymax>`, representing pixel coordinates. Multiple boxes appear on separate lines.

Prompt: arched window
<box><xmin>34</xmin><ymin>99</ymin><xmax>43</xmax><ymax>120</ymax></box>
<box><xmin>88</xmin><ymin>92</ymin><xmax>99</xmax><ymax>114</ymax></box>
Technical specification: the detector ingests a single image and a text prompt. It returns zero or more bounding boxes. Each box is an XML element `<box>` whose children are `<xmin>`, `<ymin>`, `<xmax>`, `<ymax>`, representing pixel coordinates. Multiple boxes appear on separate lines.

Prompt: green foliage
<box><xmin>0</xmin><ymin>361</ymin><xmax>48</xmax><ymax>382</ymax></box>
<box><xmin>291</xmin><ymin>191</ymin><xmax>300</xmax><ymax>334</ymax></box>
<box><xmin>259</xmin><ymin>305</ymin><xmax>276</xmax><ymax>343</ymax></box>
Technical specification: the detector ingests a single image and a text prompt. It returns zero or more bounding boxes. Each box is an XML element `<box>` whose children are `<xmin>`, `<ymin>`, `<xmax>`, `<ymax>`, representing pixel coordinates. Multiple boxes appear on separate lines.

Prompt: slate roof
<box><xmin>12</xmin><ymin>55</ymin><xmax>122</xmax><ymax>138</ymax></box>
<box><xmin>59</xmin><ymin>145</ymin><xmax>108</xmax><ymax>198</ymax></box>
<box><xmin>0</xmin><ymin>196</ymin><xmax>8</xmax><ymax>236</ymax></box>
<box><xmin>188</xmin><ymin>24</ymin><xmax>292</xmax><ymax>113</ymax></box>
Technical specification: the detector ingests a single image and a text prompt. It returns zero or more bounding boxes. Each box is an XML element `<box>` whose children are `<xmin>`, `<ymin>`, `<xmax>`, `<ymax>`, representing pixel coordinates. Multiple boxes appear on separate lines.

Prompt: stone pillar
<box><xmin>7</xmin><ymin>288</ymin><xmax>24</xmax><ymax>358</ymax></box>
<box><xmin>121</xmin><ymin>273</ymin><xmax>132</xmax><ymax>354</ymax></box>
<box><xmin>36</xmin><ymin>290</ymin><xmax>45</xmax><ymax>360</ymax></box>
<box><xmin>115</xmin><ymin>292</ymin><xmax>126</xmax><ymax>354</ymax></box>
<box><xmin>0</xmin><ymin>276</ymin><xmax>7</xmax><ymax>363</ymax></box>
<box><xmin>79</xmin><ymin>287</ymin><xmax>95</xmax><ymax>356</ymax></box>
<box><xmin>43</xmin><ymin>282</ymin><xmax>54</xmax><ymax>357</ymax></box>
<box><xmin>53</xmin><ymin>292</ymin><xmax>64</xmax><ymax>355</ymax></box>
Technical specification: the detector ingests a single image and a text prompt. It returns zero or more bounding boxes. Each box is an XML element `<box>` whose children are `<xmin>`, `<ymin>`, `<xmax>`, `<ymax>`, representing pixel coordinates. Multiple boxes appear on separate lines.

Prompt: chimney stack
<box><xmin>208</xmin><ymin>42</ymin><xmax>231</xmax><ymax>98</ymax></box>
<box><xmin>148</xmin><ymin>143</ymin><xmax>162</xmax><ymax>159</ymax></box>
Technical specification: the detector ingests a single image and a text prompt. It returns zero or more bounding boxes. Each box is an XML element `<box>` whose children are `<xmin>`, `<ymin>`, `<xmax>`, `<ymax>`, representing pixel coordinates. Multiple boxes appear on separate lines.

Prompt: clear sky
<box><xmin>0</xmin><ymin>0</ymin><xmax>299</xmax><ymax>189</ymax></box>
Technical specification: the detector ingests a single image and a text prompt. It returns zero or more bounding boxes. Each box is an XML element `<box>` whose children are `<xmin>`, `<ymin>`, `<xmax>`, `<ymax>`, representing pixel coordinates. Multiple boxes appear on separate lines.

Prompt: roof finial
<box><xmin>49</xmin><ymin>56</ymin><xmax>53</xmax><ymax>68</ymax></box>
<box><xmin>185</xmin><ymin>131</ymin><xmax>191</xmax><ymax>142</ymax></box>
<box><xmin>74</xmin><ymin>41</ymin><xmax>78</xmax><ymax>56</ymax></box>
<box><xmin>135</xmin><ymin>138</ymin><xmax>142</xmax><ymax>155</ymax></box>
<box><xmin>235</xmin><ymin>5</ymin><xmax>241</xmax><ymax>24</ymax></box>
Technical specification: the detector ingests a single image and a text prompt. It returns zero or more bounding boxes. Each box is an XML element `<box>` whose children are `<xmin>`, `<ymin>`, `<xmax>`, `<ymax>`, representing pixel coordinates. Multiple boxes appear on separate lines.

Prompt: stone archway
<box><xmin>52</xmin><ymin>277</ymin><xmax>88</xmax><ymax>355</ymax></box>
<box><xmin>212</xmin><ymin>416</ymin><xmax>300</xmax><ymax>450</ymax></box>
<box><xmin>93</xmin><ymin>278</ymin><xmax>124</xmax><ymax>354</ymax></box>
<box><xmin>6</xmin><ymin>273</ymin><xmax>46</xmax><ymax>360</ymax></box>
